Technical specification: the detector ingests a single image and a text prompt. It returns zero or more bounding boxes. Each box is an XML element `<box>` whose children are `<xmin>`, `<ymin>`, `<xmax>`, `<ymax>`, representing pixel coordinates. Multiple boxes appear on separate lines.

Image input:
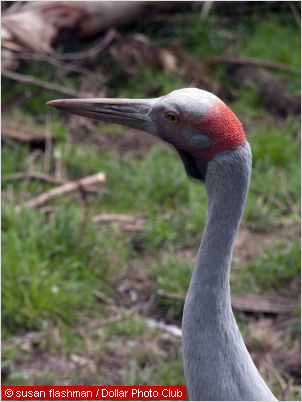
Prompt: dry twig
<box><xmin>146</xmin><ymin>318</ymin><xmax>182</xmax><ymax>337</ymax></box>
<box><xmin>2</xmin><ymin>120</ymin><xmax>55</xmax><ymax>142</ymax></box>
<box><xmin>206</xmin><ymin>56</ymin><xmax>300</xmax><ymax>74</ymax></box>
<box><xmin>57</xmin><ymin>28</ymin><xmax>116</xmax><ymax>61</ymax></box>
<box><xmin>92</xmin><ymin>212</ymin><xmax>147</xmax><ymax>232</ymax></box>
<box><xmin>228</xmin><ymin>66</ymin><xmax>300</xmax><ymax>116</ymax></box>
<box><xmin>15</xmin><ymin>172</ymin><xmax>106</xmax><ymax>212</ymax></box>
<box><xmin>9</xmin><ymin>52</ymin><xmax>105</xmax><ymax>83</ymax></box>
<box><xmin>2</xmin><ymin>171</ymin><xmax>65</xmax><ymax>184</ymax></box>
<box><xmin>2</xmin><ymin>69</ymin><xmax>88</xmax><ymax>98</ymax></box>
<box><xmin>93</xmin><ymin>213</ymin><xmax>140</xmax><ymax>224</ymax></box>
<box><xmin>231</xmin><ymin>294</ymin><xmax>295</xmax><ymax>314</ymax></box>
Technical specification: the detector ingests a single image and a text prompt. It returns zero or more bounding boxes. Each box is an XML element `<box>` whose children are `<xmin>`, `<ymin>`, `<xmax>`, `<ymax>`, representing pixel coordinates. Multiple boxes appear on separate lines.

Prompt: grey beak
<box><xmin>46</xmin><ymin>98</ymin><xmax>157</xmax><ymax>135</ymax></box>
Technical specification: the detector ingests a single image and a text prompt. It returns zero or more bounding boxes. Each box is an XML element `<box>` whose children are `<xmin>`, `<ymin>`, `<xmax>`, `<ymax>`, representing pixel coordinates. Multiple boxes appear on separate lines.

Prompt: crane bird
<box><xmin>47</xmin><ymin>88</ymin><xmax>277</xmax><ymax>401</ymax></box>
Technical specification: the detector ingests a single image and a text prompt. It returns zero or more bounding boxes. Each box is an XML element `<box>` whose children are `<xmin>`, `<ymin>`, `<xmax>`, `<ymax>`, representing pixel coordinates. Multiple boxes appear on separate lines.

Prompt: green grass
<box><xmin>122</xmin><ymin>349</ymin><xmax>185</xmax><ymax>387</ymax></box>
<box><xmin>113</xmin><ymin>69</ymin><xmax>186</xmax><ymax>99</ymax></box>
<box><xmin>2</xmin><ymin>145</ymin><xmax>28</xmax><ymax>176</ymax></box>
<box><xmin>152</xmin><ymin>256</ymin><xmax>192</xmax><ymax>318</ymax></box>
<box><xmin>247</xmin><ymin>240</ymin><xmax>300</xmax><ymax>295</ymax></box>
<box><xmin>231</xmin><ymin>239</ymin><xmax>301</xmax><ymax>296</ymax></box>
<box><xmin>250</xmin><ymin>117</ymin><xmax>300</xmax><ymax>171</ymax></box>
<box><xmin>1</xmin><ymin>205</ymin><xmax>134</xmax><ymax>335</ymax></box>
<box><xmin>239</xmin><ymin>18</ymin><xmax>301</xmax><ymax>68</ymax></box>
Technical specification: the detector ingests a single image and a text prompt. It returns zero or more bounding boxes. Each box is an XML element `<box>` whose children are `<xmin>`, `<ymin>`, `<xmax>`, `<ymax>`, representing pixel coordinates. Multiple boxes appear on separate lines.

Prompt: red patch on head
<box><xmin>197</xmin><ymin>99</ymin><xmax>246</xmax><ymax>162</ymax></box>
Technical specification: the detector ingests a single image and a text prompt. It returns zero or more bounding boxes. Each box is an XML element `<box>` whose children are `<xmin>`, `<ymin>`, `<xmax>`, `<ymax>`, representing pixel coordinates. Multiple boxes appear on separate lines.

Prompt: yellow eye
<box><xmin>166</xmin><ymin>113</ymin><xmax>180</xmax><ymax>125</ymax></box>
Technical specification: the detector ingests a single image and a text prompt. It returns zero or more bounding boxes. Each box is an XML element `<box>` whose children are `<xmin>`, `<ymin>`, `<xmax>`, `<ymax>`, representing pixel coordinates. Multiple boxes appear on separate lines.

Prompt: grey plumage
<box><xmin>47</xmin><ymin>89</ymin><xmax>277</xmax><ymax>401</ymax></box>
<box><xmin>183</xmin><ymin>145</ymin><xmax>276</xmax><ymax>401</ymax></box>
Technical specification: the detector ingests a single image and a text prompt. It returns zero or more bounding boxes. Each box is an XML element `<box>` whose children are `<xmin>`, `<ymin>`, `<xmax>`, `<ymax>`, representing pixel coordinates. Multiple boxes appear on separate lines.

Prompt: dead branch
<box><xmin>1</xmin><ymin>2</ymin><xmax>152</xmax><ymax>66</ymax></box>
<box><xmin>108</xmin><ymin>35</ymin><xmax>233</xmax><ymax>100</ymax></box>
<box><xmin>157</xmin><ymin>289</ymin><xmax>185</xmax><ymax>301</ymax></box>
<box><xmin>15</xmin><ymin>172</ymin><xmax>106</xmax><ymax>212</ymax></box>
<box><xmin>92</xmin><ymin>213</ymin><xmax>140</xmax><ymax>224</ymax></box>
<box><xmin>57</xmin><ymin>28</ymin><xmax>116</xmax><ymax>61</ymax></box>
<box><xmin>157</xmin><ymin>290</ymin><xmax>295</xmax><ymax>314</ymax></box>
<box><xmin>5</xmin><ymin>28</ymin><xmax>116</xmax><ymax>85</ymax></box>
<box><xmin>92</xmin><ymin>212</ymin><xmax>147</xmax><ymax>232</ymax></box>
<box><xmin>2</xmin><ymin>120</ymin><xmax>55</xmax><ymax>143</ymax></box>
<box><xmin>3</xmin><ymin>170</ymin><xmax>66</xmax><ymax>185</ymax></box>
<box><xmin>146</xmin><ymin>318</ymin><xmax>182</xmax><ymax>337</ymax></box>
<box><xmin>9</xmin><ymin>52</ymin><xmax>105</xmax><ymax>83</ymax></box>
<box><xmin>93</xmin><ymin>290</ymin><xmax>116</xmax><ymax>305</ymax></box>
<box><xmin>231</xmin><ymin>294</ymin><xmax>295</xmax><ymax>314</ymax></box>
<box><xmin>229</xmin><ymin>66</ymin><xmax>301</xmax><ymax>116</ymax></box>
<box><xmin>2</xmin><ymin>69</ymin><xmax>88</xmax><ymax>98</ymax></box>
<box><xmin>206</xmin><ymin>56</ymin><xmax>300</xmax><ymax>74</ymax></box>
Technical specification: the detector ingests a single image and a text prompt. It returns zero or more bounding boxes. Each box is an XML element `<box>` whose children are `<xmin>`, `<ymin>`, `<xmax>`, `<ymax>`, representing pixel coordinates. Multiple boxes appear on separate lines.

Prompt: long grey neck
<box><xmin>182</xmin><ymin>145</ymin><xmax>277</xmax><ymax>401</ymax></box>
<box><xmin>193</xmin><ymin>146</ymin><xmax>251</xmax><ymax>308</ymax></box>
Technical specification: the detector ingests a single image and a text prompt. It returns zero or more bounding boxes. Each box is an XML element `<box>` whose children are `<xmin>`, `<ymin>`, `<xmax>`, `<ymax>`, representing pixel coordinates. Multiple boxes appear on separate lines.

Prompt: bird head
<box><xmin>47</xmin><ymin>88</ymin><xmax>247</xmax><ymax>181</ymax></box>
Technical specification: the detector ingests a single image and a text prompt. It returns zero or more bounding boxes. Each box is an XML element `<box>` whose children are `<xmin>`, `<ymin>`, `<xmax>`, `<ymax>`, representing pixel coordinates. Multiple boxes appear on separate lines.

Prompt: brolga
<box><xmin>47</xmin><ymin>88</ymin><xmax>277</xmax><ymax>401</ymax></box>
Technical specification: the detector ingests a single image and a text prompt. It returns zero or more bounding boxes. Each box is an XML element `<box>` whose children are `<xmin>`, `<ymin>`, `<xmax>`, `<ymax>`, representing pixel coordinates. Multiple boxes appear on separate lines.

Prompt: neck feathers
<box><xmin>182</xmin><ymin>145</ymin><xmax>275</xmax><ymax>401</ymax></box>
<box><xmin>183</xmin><ymin>144</ymin><xmax>276</xmax><ymax>400</ymax></box>
<box><xmin>186</xmin><ymin>145</ymin><xmax>252</xmax><ymax>310</ymax></box>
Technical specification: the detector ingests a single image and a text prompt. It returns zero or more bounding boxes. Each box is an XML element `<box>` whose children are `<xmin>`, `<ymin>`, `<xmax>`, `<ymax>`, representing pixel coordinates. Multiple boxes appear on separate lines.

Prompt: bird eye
<box><xmin>166</xmin><ymin>113</ymin><xmax>180</xmax><ymax>125</ymax></box>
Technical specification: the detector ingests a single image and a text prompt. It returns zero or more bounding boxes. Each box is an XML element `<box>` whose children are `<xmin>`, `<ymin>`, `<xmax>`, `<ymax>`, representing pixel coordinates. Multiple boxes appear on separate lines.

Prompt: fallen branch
<box><xmin>1</xmin><ymin>2</ymin><xmax>152</xmax><ymax>60</ymax></box>
<box><xmin>93</xmin><ymin>213</ymin><xmax>141</xmax><ymax>224</ymax></box>
<box><xmin>146</xmin><ymin>318</ymin><xmax>182</xmax><ymax>337</ymax></box>
<box><xmin>229</xmin><ymin>66</ymin><xmax>301</xmax><ymax>116</ymax></box>
<box><xmin>2</xmin><ymin>120</ymin><xmax>54</xmax><ymax>142</ymax></box>
<box><xmin>92</xmin><ymin>212</ymin><xmax>148</xmax><ymax>232</ymax></box>
<box><xmin>157</xmin><ymin>290</ymin><xmax>295</xmax><ymax>314</ymax></box>
<box><xmin>157</xmin><ymin>289</ymin><xmax>184</xmax><ymax>301</ymax></box>
<box><xmin>9</xmin><ymin>52</ymin><xmax>106</xmax><ymax>83</ymax></box>
<box><xmin>15</xmin><ymin>172</ymin><xmax>106</xmax><ymax>212</ymax></box>
<box><xmin>93</xmin><ymin>290</ymin><xmax>116</xmax><ymax>305</ymax></box>
<box><xmin>6</xmin><ymin>28</ymin><xmax>116</xmax><ymax>84</ymax></box>
<box><xmin>231</xmin><ymin>294</ymin><xmax>295</xmax><ymax>314</ymax></box>
<box><xmin>206</xmin><ymin>56</ymin><xmax>300</xmax><ymax>74</ymax></box>
<box><xmin>57</xmin><ymin>28</ymin><xmax>116</xmax><ymax>61</ymax></box>
<box><xmin>3</xmin><ymin>170</ymin><xmax>66</xmax><ymax>185</ymax></box>
<box><xmin>2</xmin><ymin>69</ymin><xmax>88</xmax><ymax>98</ymax></box>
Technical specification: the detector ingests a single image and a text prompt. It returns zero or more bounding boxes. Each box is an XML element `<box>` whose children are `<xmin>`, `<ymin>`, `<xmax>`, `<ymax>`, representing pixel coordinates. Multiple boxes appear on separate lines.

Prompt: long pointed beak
<box><xmin>46</xmin><ymin>98</ymin><xmax>157</xmax><ymax>135</ymax></box>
